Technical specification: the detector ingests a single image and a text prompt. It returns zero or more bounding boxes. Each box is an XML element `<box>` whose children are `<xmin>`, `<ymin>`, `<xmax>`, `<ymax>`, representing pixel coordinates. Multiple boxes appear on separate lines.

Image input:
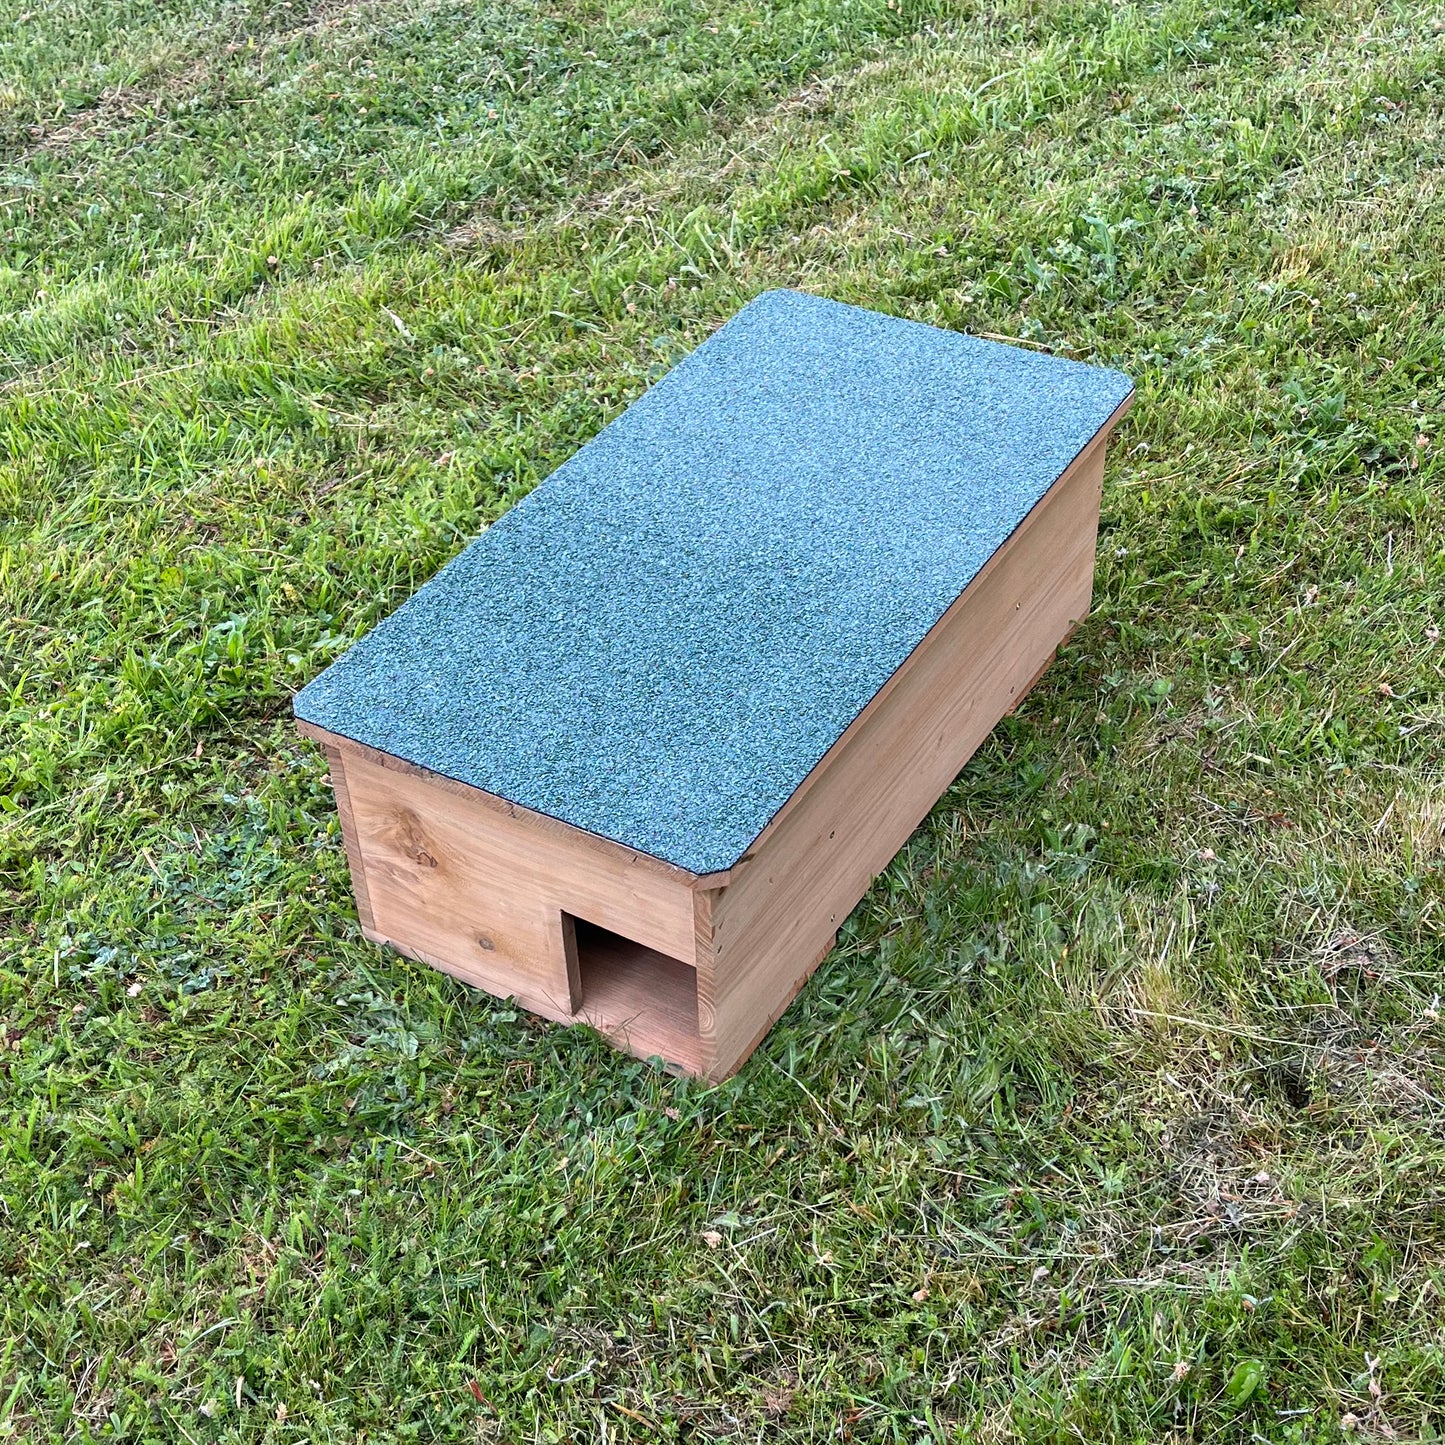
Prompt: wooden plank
<box><xmin>706</xmin><ymin>928</ymin><xmax>837</xmax><ymax>1082</ymax></box>
<box><xmin>331</xmin><ymin>742</ymin><xmax>697</xmax><ymax>1019</ymax></box>
<box><xmin>323</xmin><ymin>742</ymin><xmax>376</xmax><ymax>934</ymax></box>
<box><xmin>559</xmin><ymin>911</ymin><xmax>583</xmax><ymax>1013</ymax></box>
<box><xmin>692</xmin><ymin>887</ymin><xmax>719</xmax><ymax>1073</ymax></box>
<box><xmin>706</xmin><ymin>428</ymin><xmax>1112</xmax><ymax>1076</ymax></box>
<box><xmin>298</xmin><ymin>720</ymin><xmax>698</xmax><ymax>886</ymax></box>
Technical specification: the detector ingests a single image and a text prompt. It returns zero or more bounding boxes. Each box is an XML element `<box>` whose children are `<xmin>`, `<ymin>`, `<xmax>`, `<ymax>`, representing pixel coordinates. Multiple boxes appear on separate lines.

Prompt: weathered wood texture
<box><xmin>313</xmin><ymin>735</ymin><xmax>707</xmax><ymax>1067</ymax></box>
<box><xmin>305</xmin><ymin>409</ymin><xmax>1124</xmax><ymax>1079</ymax></box>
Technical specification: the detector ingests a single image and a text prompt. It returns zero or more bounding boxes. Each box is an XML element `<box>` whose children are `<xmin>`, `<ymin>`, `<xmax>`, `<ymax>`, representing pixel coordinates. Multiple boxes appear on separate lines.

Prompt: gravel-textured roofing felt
<box><xmin>294</xmin><ymin>290</ymin><xmax>1133</xmax><ymax>875</ymax></box>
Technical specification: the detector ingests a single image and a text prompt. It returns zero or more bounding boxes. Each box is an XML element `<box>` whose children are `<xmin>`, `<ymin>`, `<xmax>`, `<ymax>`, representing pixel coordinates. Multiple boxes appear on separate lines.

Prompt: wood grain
<box><xmin>323</xmin><ymin>741</ymin><xmax>376</xmax><ymax>934</ymax></box>
<box><xmin>296</xmin><ymin>720</ymin><xmax>695</xmax><ymax>887</ymax></box>
<box><xmin>331</xmin><ymin>741</ymin><xmax>697</xmax><ymax>1022</ymax></box>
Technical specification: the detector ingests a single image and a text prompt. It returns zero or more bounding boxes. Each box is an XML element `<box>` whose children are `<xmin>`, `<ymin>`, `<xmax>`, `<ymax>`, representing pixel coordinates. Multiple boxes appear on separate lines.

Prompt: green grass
<box><xmin>2</xmin><ymin>0</ymin><xmax>1444</xmax><ymax>1435</ymax></box>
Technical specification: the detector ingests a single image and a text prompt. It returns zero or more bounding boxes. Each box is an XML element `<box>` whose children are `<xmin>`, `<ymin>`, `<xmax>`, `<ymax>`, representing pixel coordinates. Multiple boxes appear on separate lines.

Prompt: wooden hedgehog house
<box><xmin>294</xmin><ymin>291</ymin><xmax>1133</xmax><ymax>1080</ymax></box>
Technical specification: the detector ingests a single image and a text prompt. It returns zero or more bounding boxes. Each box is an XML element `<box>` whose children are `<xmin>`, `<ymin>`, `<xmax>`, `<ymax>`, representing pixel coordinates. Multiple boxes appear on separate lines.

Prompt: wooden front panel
<box><xmin>333</xmin><ymin>745</ymin><xmax>699</xmax><ymax>1022</ymax></box>
<box><xmin>706</xmin><ymin>434</ymin><xmax>1110</xmax><ymax>1076</ymax></box>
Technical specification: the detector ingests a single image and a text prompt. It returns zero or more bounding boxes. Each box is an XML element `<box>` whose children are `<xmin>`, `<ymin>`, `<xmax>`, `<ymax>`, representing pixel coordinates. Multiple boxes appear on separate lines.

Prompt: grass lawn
<box><xmin>3</xmin><ymin>0</ymin><xmax>1444</xmax><ymax>1437</ymax></box>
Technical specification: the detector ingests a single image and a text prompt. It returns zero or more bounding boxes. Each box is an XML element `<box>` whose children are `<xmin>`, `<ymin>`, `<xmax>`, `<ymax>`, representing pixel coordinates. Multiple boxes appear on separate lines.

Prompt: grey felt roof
<box><xmin>294</xmin><ymin>290</ymin><xmax>1132</xmax><ymax>874</ymax></box>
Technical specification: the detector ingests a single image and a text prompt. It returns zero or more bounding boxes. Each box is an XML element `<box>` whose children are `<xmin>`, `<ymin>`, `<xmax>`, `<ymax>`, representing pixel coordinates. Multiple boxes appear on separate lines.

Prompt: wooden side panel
<box><xmin>334</xmin><ymin>744</ymin><xmax>699</xmax><ymax>1022</ymax></box>
<box><xmin>323</xmin><ymin>742</ymin><xmax>376</xmax><ymax>934</ymax></box>
<box><xmin>692</xmin><ymin>888</ymin><xmax>719</xmax><ymax>1068</ymax></box>
<box><xmin>707</xmin><ymin>436</ymin><xmax>1108</xmax><ymax>1077</ymax></box>
<box><xmin>297</xmin><ymin>719</ymin><xmax>692</xmax><ymax>888</ymax></box>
